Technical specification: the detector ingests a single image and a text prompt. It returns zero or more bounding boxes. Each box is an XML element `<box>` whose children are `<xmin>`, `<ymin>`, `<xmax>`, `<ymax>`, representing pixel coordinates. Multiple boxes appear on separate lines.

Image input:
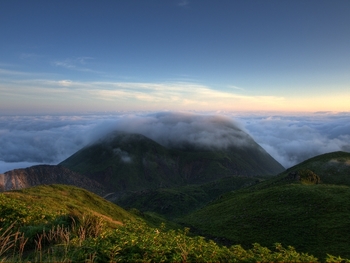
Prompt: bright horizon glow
<box><xmin>1</xmin><ymin>1</ymin><xmax>350</xmax><ymax>114</ymax></box>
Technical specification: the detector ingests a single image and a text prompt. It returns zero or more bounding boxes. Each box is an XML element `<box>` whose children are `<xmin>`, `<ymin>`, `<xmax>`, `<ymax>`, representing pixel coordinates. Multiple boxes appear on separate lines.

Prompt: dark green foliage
<box><xmin>116</xmin><ymin>175</ymin><xmax>263</xmax><ymax>219</ymax></box>
<box><xmin>181</xmin><ymin>183</ymin><xmax>350</xmax><ymax>260</ymax></box>
<box><xmin>1</xmin><ymin>217</ymin><xmax>321</xmax><ymax>262</ymax></box>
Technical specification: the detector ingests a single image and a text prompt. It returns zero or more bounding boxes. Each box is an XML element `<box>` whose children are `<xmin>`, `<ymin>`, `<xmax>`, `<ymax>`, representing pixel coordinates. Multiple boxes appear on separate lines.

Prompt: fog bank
<box><xmin>1</xmin><ymin>112</ymin><xmax>349</xmax><ymax>173</ymax></box>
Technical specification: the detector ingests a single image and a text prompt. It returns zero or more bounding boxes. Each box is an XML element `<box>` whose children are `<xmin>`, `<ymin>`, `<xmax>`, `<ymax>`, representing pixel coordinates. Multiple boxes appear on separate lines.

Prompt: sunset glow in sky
<box><xmin>1</xmin><ymin>0</ymin><xmax>350</xmax><ymax>114</ymax></box>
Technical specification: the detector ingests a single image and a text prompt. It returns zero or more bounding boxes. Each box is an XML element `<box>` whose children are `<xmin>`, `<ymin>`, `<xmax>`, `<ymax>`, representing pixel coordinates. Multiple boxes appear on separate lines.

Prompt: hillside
<box><xmin>0</xmin><ymin>184</ymin><xmax>135</xmax><ymax>228</ymax></box>
<box><xmin>179</xmin><ymin>151</ymin><xmax>350</xmax><ymax>260</ymax></box>
<box><xmin>60</xmin><ymin>131</ymin><xmax>284</xmax><ymax>194</ymax></box>
<box><xmin>0</xmin><ymin>184</ymin><xmax>325</xmax><ymax>262</ymax></box>
<box><xmin>0</xmin><ymin>165</ymin><xmax>106</xmax><ymax>196</ymax></box>
<box><xmin>282</xmin><ymin>151</ymin><xmax>350</xmax><ymax>186</ymax></box>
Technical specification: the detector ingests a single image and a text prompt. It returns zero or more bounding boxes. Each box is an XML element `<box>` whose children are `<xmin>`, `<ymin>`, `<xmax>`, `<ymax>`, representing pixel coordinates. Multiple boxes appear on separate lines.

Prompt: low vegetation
<box><xmin>180</xmin><ymin>182</ymin><xmax>350</xmax><ymax>260</ymax></box>
<box><xmin>1</xmin><ymin>184</ymin><xmax>349</xmax><ymax>262</ymax></box>
<box><xmin>0</xmin><ymin>213</ymin><xmax>327</xmax><ymax>262</ymax></box>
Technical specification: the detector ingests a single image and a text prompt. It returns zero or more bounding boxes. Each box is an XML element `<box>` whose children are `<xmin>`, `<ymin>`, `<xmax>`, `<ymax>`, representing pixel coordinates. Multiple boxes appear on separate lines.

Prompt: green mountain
<box><xmin>60</xmin><ymin>131</ymin><xmax>284</xmax><ymax>194</ymax></box>
<box><xmin>179</xmin><ymin>151</ymin><xmax>350</xmax><ymax>260</ymax></box>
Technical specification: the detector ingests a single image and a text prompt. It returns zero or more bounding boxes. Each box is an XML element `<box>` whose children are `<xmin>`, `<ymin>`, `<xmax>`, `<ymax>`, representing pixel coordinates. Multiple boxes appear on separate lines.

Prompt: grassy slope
<box><xmin>0</xmin><ymin>184</ymin><xmax>136</xmax><ymax>228</ymax></box>
<box><xmin>282</xmin><ymin>151</ymin><xmax>350</xmax><ymax>185</ymax></box>
<box><xmin>0</xmin><ymin>184</ymin><xmax>326</xmax><ymax>262</ymax></box>
<box><xmin>180</xmin><ymin>152</ymin><xmax>350</xmax><ymax>260</ymax></box>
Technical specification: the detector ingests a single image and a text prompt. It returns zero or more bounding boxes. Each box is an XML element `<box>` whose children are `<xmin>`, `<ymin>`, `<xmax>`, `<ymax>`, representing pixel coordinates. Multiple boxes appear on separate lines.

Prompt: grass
<box><xmin>180</xmin><ymin>182</ymin><xmax>350</xmax><ymax>260</ymax></box>
<box><xmin>1</xmin><ymin>184</ymin><xmax>331</xmax><ymax>262</ymax></box>
<box><xmin>1</xmin><ymin>183</ymin><xmax>350</xmax><ymax>262</ymax></box>
<box><xmin>0</xmin><ymin>184</ymin><xmax>136</xmax><ymax>231</ymax></box>
<box><xmin>0</xmin><ymin>214</ymin><xmax>322</xmax><ymax>262</ymax></box>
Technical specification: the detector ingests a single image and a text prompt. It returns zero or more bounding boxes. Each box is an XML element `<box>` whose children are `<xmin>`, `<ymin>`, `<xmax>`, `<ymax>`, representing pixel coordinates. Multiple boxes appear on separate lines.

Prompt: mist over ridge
<box><xmin>91</xmin><ymin>112</ymin><xmax>253</xmax><ymax>151</ymax></box>
<box><xmin>1</xmin><ymin>111</ymin><xmax>350</xmax><ymax>173</ymax></box>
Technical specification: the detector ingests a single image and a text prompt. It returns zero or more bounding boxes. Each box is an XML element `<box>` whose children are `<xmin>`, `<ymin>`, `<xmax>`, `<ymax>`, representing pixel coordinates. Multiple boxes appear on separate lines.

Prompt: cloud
<box><xmin>58</xmin><ymin>80</ymin><xmax>73</xmax><ymax>87</ymax></box>
<box><xmin>0</xmin><ymin>78</ymin><xmax>287</xmax><ymax>114</ymax></box>
<box><xmin>236</xmin><ymin>112</ymin><xmax>350</xmax><ymax>168</ymax></box>
<box><xmin>103</xmin><ymin>112</ymin><xmax>251</xmax><ymax>150</ymax></box>
<box><xmin>1</xmin><ymin>112</ymin><xmax>349</xmax><ymax>173</ymax></box>
<box><xmin>0</xmin><ymin>112</ymin><xmax>252</xmax><ymax>173</ymax></box>
<box><xmin>178</xmin><ymin>0</ymin><xmax>189</xmax><ymax>7</ymax></box>
<box><xmin>113</xmin><ymin>148</ymin><xmax>132</xmax><ymax>163</ymax></box>
<box><xmin>53</xmin><ymin>57</ymin><xmax>100</xmax><ymax>73</ymax></box>
<box><xmin>228</xmin><ymin>85</ymin><xmax>245</xmax><ymax>91</ymax></box>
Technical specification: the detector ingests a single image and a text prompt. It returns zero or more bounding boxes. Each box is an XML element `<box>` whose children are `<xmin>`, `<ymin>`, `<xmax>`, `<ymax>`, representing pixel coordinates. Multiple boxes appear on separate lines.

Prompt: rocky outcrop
<box><xmin>0</xmin><ymin>165</ymin><xmax>107</xmax><ymax>196</ymax></box>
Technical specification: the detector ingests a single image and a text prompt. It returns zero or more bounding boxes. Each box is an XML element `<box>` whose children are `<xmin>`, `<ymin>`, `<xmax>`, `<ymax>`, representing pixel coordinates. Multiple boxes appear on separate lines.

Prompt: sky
<box><xmin>1</xmin><ymin>0</ymin><xmax>350</xmax><ymax>114</ymax></box>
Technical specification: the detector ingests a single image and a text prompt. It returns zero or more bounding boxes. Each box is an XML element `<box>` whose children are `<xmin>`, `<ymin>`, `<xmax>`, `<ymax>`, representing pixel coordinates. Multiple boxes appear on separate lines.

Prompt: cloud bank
<box><xmin>0</xmin><ymin>112</ymin><xmax>349</xmax><ymax>173</ymax></box>
<box><xmin>237</xmin><ymin>112</ymin><xmax>350</xmax><ymax>168</ymax></box>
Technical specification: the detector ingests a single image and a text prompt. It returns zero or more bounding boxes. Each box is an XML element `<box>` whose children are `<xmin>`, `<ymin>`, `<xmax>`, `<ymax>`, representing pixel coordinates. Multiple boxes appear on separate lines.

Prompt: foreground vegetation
<box><xmin>1</xmin><ymin>217</ymin><xmax>333</xmax><ymax>263</ymax></box>
<box><xmin>2</xmin><ymin>184</ymin><xmax>348</xmax><ymax>262</ymax></box>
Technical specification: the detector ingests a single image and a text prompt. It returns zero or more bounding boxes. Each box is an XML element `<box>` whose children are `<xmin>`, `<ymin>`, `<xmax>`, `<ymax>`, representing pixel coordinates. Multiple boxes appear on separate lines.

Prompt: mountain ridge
<box><xmin>0</xmin><ymin>165</ymin><xmax>106</xmax><ymax>195</ymax></box>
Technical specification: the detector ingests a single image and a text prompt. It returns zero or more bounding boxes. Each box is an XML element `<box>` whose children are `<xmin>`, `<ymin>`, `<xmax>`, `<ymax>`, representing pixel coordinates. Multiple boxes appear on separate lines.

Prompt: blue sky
<box><xmin>1</xmin><ymin>0</ymin><xmax>350</xmax><ymax>114</ymax></box>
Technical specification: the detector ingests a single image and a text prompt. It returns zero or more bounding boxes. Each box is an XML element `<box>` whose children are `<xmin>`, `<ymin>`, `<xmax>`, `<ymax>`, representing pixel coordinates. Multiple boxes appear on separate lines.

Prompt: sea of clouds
<box><xmin>1</xmin><ymin>111</ymin><xmax>350</xmax><ymax>173</ymax></box>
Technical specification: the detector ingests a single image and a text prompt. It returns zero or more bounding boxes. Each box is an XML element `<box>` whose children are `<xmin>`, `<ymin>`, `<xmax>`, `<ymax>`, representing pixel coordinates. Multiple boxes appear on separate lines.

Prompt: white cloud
<box><xmin>0</xmin><ymin>112</ymin><xmax>349</xmax><ymax>173</ymax></box>
<box><xmin>235</xmin><ymin>112</ymin><xmax>350</xmax><ymax>168</ymax></box>
<box><xmin>58</xmin><ymin>80</ymin><xmax>73</xmax><ymax>87</ymax></box>
<box><xmin>53</xmin><ymin>57</ymin><xmax>101</xmax><ymax>73</ymax></box>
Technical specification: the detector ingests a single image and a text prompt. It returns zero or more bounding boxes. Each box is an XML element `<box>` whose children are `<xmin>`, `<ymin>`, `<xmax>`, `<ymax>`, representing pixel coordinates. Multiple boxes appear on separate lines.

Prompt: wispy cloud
<box><xmin>0</xmin><ymin>78</ymin><xmax>285</xmax><ymax>108</ymax></box>
<box><xmin>53</xmin><ymin>57</ymin><xmax>101</xmax><ymax>74</ymax></box>
<box><xmin>1</xmin><ymin>63</ymin><xmax>349</xmax><ymax>113</ymax></box>
<box><xmin>178</xmin><ymin>0</ymin><xmax>189</xmax><ymax>8</ymax></box>
<box><xmin>0</xmin><ymin>68</ymin><xmax>34</xmax><ymax>77</ymax></box>
<box><xmin>19</xmin><ymin>53</ymin><xmax>42</xmax><ymax>60</ymax></box>
<box><xmin>228</xmin><ymin>85</ymin><xmax>245</xmax><ymax>91</ymax></box>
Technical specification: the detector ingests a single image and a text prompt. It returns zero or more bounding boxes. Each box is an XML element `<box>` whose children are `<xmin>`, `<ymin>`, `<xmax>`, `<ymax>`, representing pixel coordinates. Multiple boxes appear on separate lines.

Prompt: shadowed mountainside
<box><xmin>59</xmin><ymin>131</ymin><xmax>284</xmax><ymax>194</ymax></box>
<box><xmin>0</xmin><ymin>165</ymin><xmax>106</xmax><ymax>196</ymax></box>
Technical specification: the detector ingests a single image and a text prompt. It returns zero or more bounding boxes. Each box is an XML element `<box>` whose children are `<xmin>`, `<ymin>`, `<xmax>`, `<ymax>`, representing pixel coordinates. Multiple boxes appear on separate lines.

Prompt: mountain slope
<box><xmin>0</xmin><ymin>165</ymin><xmax>107</xmax><ymax>195</ymax></box>
<box><xmin>179</xmin><ymin>151</ymin><xmax>350</xmax><ymax>260</ymax></box>
<box><xmin>282</xmin><ymin>151</ymin><xmax>350</xmax><ymax>186</ymax></box>
<box><xmin>60</xmin><ymin>131</ymin><xmax>284</xmax><ymax>194</ymax></box>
